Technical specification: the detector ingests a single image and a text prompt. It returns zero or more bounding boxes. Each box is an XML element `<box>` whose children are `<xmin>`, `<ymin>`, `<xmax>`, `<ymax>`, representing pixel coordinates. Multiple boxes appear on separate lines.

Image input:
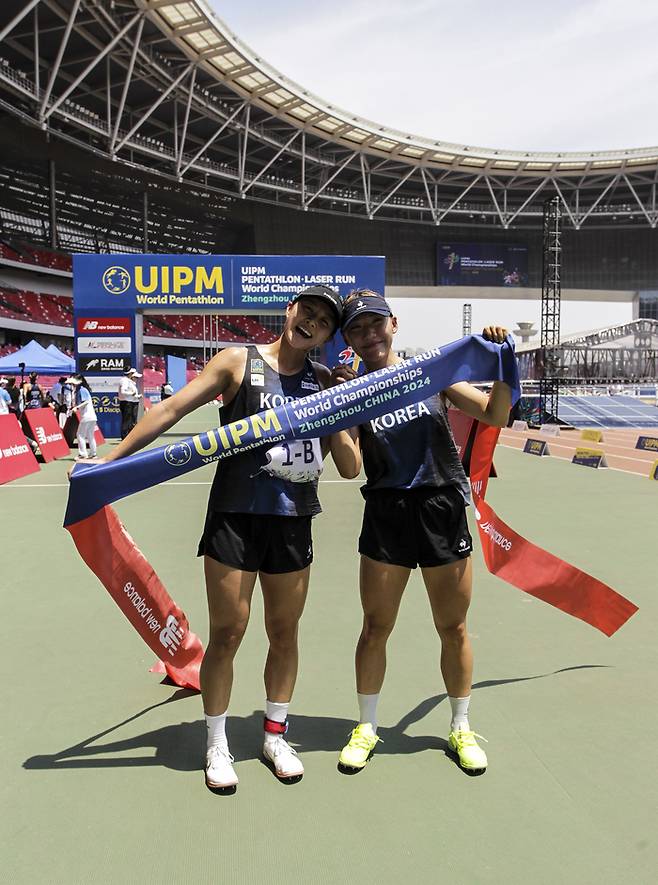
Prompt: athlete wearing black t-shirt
<box><xmin>332</xmin><ymin>291</ymin><xmax>512</xmax><ymax>775</ymax></box>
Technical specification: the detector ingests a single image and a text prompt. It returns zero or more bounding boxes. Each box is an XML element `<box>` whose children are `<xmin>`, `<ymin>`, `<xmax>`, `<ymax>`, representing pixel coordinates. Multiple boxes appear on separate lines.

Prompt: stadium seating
<box><xmin>144</xmin><ymin>313</ymin><xmax>275</xmax><ymax>344</ymax></box>
<box><xmin>0</xmin><ymin>288</ymin><xmax>73</xmax><ymax>325</ymax></box>
<box><xmin>0</xmin><ymin>241</ymin><xmax>72</xmax><ymax>272</ymax></box>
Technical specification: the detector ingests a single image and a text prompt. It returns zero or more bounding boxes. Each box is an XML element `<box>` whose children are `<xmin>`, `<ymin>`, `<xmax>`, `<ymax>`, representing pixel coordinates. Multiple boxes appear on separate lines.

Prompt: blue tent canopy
<box><xmin>0</xmin><ymin>339</ymin><xmax>75</xmax><ymax>375</ymax></box>
<box><xmin>45</xmin><ymin>344</ymin><xmax>75</xmax><ymax>372</ymax></box>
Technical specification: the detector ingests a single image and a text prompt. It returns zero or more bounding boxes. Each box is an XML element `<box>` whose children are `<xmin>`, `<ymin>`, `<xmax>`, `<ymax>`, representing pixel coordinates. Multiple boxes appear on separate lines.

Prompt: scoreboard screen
<box><xmin>437</xmin><ymin>243</ymin><xmax>528</xmax><ymax>287</ymax></box>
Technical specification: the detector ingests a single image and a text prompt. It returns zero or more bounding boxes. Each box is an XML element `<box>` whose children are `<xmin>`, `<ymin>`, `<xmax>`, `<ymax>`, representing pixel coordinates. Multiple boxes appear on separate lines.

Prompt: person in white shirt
<box><xmin>117</xmin><ymin>367</ymin><xmax>142</xmax><ymax>439</ymax></box>
<box><xmin>0</xmin><ymin>377</ymin><xmax>11</xmax><ymax>415</ymax></box>
<box><xmin>69</xmin><ymin>374</ymin><xmax>98</xmax><ymax>459</ymax></box>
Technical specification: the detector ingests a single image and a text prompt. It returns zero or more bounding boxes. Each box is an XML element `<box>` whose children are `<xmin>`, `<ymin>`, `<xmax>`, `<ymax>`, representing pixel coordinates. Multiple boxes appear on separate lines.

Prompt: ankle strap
<box><xmin>264</xmin><ymin>716</ymin><xmax>288</xmax><ymax>735</ymax></box>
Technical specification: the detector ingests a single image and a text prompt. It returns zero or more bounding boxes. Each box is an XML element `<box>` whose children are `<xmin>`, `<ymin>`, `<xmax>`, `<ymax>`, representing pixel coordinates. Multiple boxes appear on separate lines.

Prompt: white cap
<box><xmin>127</xmin><ymin>367</ymin><xmax>142</xmax><ymax>378</ymax></box>
<box><xmin>0</xmin><ymin>377</ymin><xmax>8</xmax><ymax>385</ymax></box>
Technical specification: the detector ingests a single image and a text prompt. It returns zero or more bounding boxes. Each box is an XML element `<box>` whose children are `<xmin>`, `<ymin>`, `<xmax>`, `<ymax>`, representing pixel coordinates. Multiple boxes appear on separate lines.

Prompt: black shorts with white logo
<box><xmin>198</xmin><ymin>510</ymin><xmax>313</xmax><ymax>574</ymax></box>
<box><xmin>358</xmin><ymin>485</ymin><xmax>472</xmax><ymax>569</ymax></box>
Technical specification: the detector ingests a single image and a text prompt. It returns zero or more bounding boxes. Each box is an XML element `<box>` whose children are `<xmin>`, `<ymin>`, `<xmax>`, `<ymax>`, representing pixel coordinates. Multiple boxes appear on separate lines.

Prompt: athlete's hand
<box><xmin>482</xmin><ymin>325</ymin><xmax>508</xmax><ymax>344</ymax></box>
<box><xmin>67</xmin><ymin>456</ymin><xmax>107</xmax><ymax>480</ymax></box>
<box><xmin>330</xmin><ymin>365</ymin><xmax>357</xmax><ymax>386</ymax></box>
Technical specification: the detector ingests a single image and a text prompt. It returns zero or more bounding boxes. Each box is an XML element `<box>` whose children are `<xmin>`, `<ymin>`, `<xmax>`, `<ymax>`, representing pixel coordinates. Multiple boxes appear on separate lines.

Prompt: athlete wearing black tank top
<box><xmin>91</xmin><ymin>286</ymin><xmax>359</xmax><ymax>791</ymax></box>
<box><xmin>331</xmin><ymin>290</ymin><xmax>513</xmax><ymax>776</ymax></box>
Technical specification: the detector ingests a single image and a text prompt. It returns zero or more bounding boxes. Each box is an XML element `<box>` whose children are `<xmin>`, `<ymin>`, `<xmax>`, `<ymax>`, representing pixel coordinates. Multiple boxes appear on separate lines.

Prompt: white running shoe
<box><xmin>205</xmin><ymin>744</ymin><xmax>238</xmax><ymax>789</ymax></box>
<box><xmin>263</xmin><ymin>735</ymin><xmax>304</xmax><ymax>781</ymax></box>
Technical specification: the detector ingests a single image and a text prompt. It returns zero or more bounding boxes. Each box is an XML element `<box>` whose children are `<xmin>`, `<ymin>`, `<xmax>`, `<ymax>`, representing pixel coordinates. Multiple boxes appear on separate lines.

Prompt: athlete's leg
<box><xmin>260</xmin><ymin>567</ymin><xmax>310</xmax><ymax>780</ymax></box>
<box><xmin>260</xmin><ymin>566</ymin><xmax>310</xmax><ymax>703</ymax></box>
<box><xmin>422</xmin><ymin>557</ymin><xmax>487</xmax><ymax>770</ymax></box>
<box><xmin>421</xmin><ymin>557</ymin><xmax>473</xmax><ymax>699</ymax></box>
<box><xmin>338</xmin><ymin>556</ymin><xmax>410</xmax><ymax>770</ymax></box>
<box><xmin>200</xmin><ymin>556</ymin><xmax>258</xmax><ymax>716</ymax></box>
<box><xmin>356</xmin><ymin>555</ymin><xmax>411</xmax><ymax>695</ymax></box>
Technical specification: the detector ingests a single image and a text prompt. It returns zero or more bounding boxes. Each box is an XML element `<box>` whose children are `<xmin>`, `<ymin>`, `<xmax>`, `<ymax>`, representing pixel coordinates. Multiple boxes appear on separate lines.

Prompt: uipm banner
<box><xmin>73</xmin><ymin>253</ymin><xmax>386</xmax><ymax>439</ymax></box>
<box><xmin>73</xmin><ymin>254</ymin><xmax>385</xmax><ymax>311</ymax></box>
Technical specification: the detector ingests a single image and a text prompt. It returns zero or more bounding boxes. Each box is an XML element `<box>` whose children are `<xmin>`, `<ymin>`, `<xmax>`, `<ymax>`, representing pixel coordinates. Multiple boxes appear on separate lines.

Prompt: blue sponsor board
<box><xmin>636</xmin><ymin>435</ymin><xmax>658</xmax><ymax>454</ymax></box>
<box><xmin>572</xmin><ymin>448</ymin><xmax>607</xmax><ymax>469</ymax></box>
<box><xmin>523</xmin><ymin>438</ymin><xmax>549</xmax><ymax>456</ymax></box>
<box><xmin>73</xmin><ymin>254</ymin><xmax>385</xmax><ymax>437</ymax></box>
<box><xmin>73</xmin><ymin>254</ymin><xmax>385</xmax><ymax>311</ymax></box>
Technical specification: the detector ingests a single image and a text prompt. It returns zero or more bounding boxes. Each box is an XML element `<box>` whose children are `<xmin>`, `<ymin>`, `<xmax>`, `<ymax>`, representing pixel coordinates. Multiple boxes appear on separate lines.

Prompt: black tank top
<box><xmin>207</xmin><ymin>346</ymin><xmax>323</xmax><ymax>516</ymax></box>
<box><xmin>359</xmin><ymin>393</ymin><xmax>471</xmax><ymax>502</ymax></box>
<box><xmin>26</xmin><ymin>384</ymin><xmax>42</xmax><ymax>409</ymax></box>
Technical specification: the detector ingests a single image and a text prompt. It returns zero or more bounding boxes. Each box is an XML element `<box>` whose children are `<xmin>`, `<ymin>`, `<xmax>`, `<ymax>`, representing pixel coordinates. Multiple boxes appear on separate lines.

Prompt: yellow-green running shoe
<box><xmin>448</xmin><ymin>729</ymin><xmax>488</xmax><ymax>772</ymax></box>
<box><xmin>338</xmin><ymin>723</ymin><xmax>380</xmax><ymax>770</ymax></box>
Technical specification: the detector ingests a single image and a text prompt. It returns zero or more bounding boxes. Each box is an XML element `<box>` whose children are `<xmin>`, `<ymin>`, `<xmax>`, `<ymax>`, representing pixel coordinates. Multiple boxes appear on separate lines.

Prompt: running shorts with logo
<box><xmin>359</xmin><ymin>485</ymin><xmax>472</xmax><ymax>569</ymax></box>
<box><xmin>198</xmin><ymin>511</ymin><xmax>313</xmax><ymax>574</ymax></box>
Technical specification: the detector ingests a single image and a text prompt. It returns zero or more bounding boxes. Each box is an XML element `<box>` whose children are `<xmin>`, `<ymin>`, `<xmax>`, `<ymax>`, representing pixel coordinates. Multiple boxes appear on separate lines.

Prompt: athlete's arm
<box><xmin>315</xmin><ymin>363</ymin><xmax>362</xmax><ymax>478</ymax></box>
<box><xmin>102</xmin><ymin>348</ymin><xmax>246</xmax><ymax>462</ymax></box>
<box><xmin>444</xmin><ymin>325</ymin><xmax>512</xmax><ymax>427</ymax></box>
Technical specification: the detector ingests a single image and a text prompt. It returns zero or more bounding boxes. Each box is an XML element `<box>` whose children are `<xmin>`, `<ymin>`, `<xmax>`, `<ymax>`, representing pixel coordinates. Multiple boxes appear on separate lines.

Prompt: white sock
<box><xmin>264</xmin><ymin>700</ymin><xmax>289</xmax><ymax>747</ymax></box>
<box><xmin>205</xmin><ymin>711</ymin><xmax>228</xmax><ymax>750</ymax></box>
<box><xmin>449</xmin><ymin>696</ymin><xmax>471</xmax><ymax>732</ymax></box>
<box><xmin>265</xmin><ymin>700</ymin><xmax>289</xmax><ymax>724</ymax></box>
<box><xmin>357</xmin><ymin>692</ymin><xmax>379</xmax><ymax>732</ymax></box>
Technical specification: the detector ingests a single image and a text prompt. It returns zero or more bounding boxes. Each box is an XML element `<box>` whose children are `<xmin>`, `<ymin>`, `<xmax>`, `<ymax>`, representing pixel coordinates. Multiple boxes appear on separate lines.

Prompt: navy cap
<box><xmin>291</xmin><ymin>285</ymin><xmax>343</xmax><ymax>328</ymax></box>
<box><xmin>341</xmin><ymin>293</ymin><xmax>392</xmax><ymax>330</ymax></box>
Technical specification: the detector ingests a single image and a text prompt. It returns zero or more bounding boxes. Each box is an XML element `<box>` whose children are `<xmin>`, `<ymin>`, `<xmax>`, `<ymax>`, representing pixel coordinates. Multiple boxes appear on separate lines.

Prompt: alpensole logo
<box><xmin>77</xmin><ymin>336</ymin><xmax>131</xmax><ymax>354</ymax></box>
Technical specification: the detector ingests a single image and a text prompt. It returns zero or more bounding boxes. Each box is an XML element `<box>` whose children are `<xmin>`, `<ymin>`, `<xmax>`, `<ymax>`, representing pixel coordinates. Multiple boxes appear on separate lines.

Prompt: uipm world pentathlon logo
<box><xmin>102</xmin><ymin>266</ymin><xmax>131</xmax><ymax>294</ymax></box>
<box><xmin>164</xmin><ymin>442</ymin><xmax>192</xmax><ymax>467</ymax></box>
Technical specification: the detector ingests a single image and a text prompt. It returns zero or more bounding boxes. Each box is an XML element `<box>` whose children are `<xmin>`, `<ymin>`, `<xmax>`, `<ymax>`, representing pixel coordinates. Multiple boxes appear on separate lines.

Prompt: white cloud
<box><xmin>210</xmin><ymin>0</ymin><xmax>658</xmax><ymax>151</ymax></box>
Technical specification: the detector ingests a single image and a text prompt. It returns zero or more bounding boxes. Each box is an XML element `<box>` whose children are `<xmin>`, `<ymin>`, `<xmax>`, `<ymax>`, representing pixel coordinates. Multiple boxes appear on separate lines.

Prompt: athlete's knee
<box><xmin>360</xmin><ymin>613</ymin><xmax>396</xmax><ymax>646</ymax></box>
<box><xmin>265</xmin><ymin>617</ymin><xmax>300</xmax><ymax>652</ymax></box>
<box><xmin>206</xmin><ymin>621</ymin><xmax>248</xmax><ymax>657</ymax></box>
<box><xmin>436</xmin><ymin>620</ymin><xmax>468</xmax><ymax>645</ymax></box>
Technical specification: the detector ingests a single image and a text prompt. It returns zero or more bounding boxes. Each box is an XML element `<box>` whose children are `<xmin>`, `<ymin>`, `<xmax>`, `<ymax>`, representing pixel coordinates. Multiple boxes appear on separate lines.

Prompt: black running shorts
<box><xmin>358</xmin><ymin>486</ymin><xmax>472</xmax><ymax>569</ymax></box>
<box><xmin>198</xmin><ymin>511</ymin><xmax>313</xmax><ymax>574</ymax></box>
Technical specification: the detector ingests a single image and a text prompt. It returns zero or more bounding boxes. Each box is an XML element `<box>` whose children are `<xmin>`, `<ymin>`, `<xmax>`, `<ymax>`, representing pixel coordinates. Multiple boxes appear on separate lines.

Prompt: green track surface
<box><xmin>2</xmin><ymin>405</ymin><xmax>657</xmax><ymax>884</ymax></box>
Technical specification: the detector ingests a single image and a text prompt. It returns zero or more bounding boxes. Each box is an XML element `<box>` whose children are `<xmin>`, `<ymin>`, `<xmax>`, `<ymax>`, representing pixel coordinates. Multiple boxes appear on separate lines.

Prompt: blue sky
<box><xmin>209</xmin><ymin>0</ymin><xmax>657</xmax><ymax>153</ymax></box>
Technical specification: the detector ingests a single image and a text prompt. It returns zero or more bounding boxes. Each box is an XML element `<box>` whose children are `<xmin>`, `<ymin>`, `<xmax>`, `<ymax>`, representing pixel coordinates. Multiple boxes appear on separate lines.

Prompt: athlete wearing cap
<box><xmin>86</xmin><ymin>286</ymin><xmax>358</xmax><ymax>791</ymax></box>
<box><xmin>332</xmin><ymin>289</ymin><xmax>512</xmax><ymax>775</ymax></box>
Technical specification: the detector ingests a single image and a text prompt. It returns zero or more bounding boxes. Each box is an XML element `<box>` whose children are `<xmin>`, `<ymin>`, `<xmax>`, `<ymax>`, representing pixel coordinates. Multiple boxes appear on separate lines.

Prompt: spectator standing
<box><xmin>6</xmin><ymin>378</ymin><xmax>22</xmax><ymax>416</ymax></box>
<box><xmin>118</xmin><ymin>367</ymin><xmax>142</xmax><ymax>439</ymax></box>
<box><xmin>50</xmin><ymin>376</ymin><xmax>65</xmax><ymax>406</ymax></box>
<box><xmin>160</xmin><ymin>381</ymin><xmax>174</xmax><ymax>400</ymax></box>
<box><xmin>69</xmin><ymin>374</ymin><xmax>98</xmax><ymax>459</ymax></box>
<box><xmin>23</xmin><ymin>372</ymin><xmax>44</xmax><ymax>409</ymax></box>
<box><xmin>0</xmin><ymin>377</ymin><xmax>10</xmax><ymax>415</ymax></box>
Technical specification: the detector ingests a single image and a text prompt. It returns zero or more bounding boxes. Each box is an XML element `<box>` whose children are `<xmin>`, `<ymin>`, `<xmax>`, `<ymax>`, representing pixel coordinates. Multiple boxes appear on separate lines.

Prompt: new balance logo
<box><xmin>159</xmin><ymin>614</ymin><xmax>184</xmax><ymax>657</ymax></box>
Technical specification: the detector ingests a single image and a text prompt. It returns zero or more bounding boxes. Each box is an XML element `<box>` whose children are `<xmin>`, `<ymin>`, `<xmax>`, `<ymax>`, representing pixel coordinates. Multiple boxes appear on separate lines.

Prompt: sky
<box><xmin>209</xmin><ymin>0</ymin><xmax>657</xmax><ymax>153</ymax></box>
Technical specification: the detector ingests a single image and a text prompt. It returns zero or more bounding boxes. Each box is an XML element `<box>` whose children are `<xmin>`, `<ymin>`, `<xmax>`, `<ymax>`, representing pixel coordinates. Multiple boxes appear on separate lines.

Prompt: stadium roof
<box><xmin>1</xmin><ymin>0</ymin><xmax>657</xmax><ymax>229</ymax></box>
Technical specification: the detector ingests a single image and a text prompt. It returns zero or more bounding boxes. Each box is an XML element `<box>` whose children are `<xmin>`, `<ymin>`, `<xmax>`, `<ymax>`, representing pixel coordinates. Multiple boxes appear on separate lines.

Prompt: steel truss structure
<box><xmin>1</xmin><ymin>0</ymin><xmax>658</xmax><ymax>233</ymax></box>
<box><xmin>518</xmin><ymin>320</ymin><xmax>658</xmax><ymax>383</ymax></box>
<box><xmin>539</xmin><ymin>197</ymin><xmax>561</xmax><ymax>421</ymax></box>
